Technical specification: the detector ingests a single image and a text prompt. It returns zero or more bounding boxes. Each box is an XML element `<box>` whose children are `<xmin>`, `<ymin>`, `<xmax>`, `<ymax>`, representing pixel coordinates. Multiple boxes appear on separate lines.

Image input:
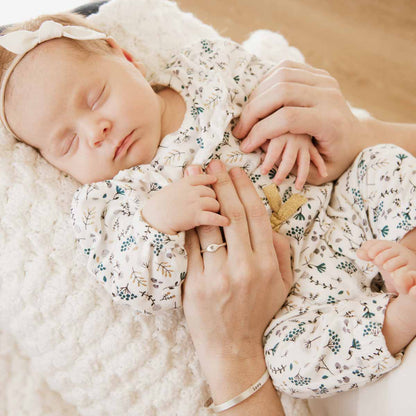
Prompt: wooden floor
<box><xmin>175</xmin><ymin>0</ymin><xmax>416</xmax><ymax>123</ymax></box>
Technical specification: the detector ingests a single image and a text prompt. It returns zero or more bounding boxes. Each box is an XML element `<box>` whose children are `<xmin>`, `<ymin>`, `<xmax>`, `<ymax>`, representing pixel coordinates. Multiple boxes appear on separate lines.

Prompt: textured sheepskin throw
<box><xmin>0</xmin><ymin>0</ymin><xmax>314</xmax><ymax>415</ymax></box>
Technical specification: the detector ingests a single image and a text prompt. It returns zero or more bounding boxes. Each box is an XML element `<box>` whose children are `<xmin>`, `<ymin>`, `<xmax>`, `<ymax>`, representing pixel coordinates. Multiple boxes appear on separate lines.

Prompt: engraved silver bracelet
<box><xmin>205</xmin><ymin>369</ymin><xmax>270</xmax><ymax>413</ymax></box>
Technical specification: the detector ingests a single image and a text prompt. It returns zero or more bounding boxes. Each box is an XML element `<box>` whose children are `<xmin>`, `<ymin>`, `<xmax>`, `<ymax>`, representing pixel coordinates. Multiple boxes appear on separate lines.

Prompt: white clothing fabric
<box><xmin>71</xmin><ymin>38</ymin><xmax>416</xmax><ymax>398</ymax></box>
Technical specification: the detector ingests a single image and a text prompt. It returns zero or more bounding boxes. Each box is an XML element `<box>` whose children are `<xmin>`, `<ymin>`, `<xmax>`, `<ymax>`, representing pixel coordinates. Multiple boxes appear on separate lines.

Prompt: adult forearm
<box><xmin>201</xmin><ymin>350</ymin><xmax>285</xmax><ymax>416</ymax></box>
<box><xmin>360</xmin><ymin>118</ymin><xmax>416</xmax><ymax>156</ymax></box>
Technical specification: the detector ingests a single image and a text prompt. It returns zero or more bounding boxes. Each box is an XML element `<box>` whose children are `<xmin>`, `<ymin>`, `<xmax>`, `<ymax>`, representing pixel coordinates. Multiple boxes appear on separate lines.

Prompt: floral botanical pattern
<box><xmin>71</xmin><ymin>39</ymin><xmax>416</xmax><ymax>397</ymax></box>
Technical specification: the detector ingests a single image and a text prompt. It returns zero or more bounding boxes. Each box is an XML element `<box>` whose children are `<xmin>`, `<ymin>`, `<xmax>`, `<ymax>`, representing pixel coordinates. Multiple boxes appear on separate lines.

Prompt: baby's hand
<box><xmin>259</xmin><ymin>133</ymin><xmax>328</xmax><ymax>190</ymax></box>
<box><xmin>141</xmin><ymin>174</ymin><xmax>229</xmax><ymax>235</ymax></box>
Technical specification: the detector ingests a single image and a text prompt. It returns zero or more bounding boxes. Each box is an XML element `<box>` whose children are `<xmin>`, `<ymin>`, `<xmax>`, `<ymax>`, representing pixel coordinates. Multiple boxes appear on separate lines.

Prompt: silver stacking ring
<box><xmin>200</xmin><ymin>242</ymin><xmax>227</xmax><ymax>253</ymax></box>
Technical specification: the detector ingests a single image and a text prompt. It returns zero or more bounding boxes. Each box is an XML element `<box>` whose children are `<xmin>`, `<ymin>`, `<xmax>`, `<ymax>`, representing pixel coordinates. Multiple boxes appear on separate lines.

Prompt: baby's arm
<box><xmin>71</xmin><ymin>168</ymin><xmax>221</xmax><ymax>314</ymax></box>
<box><xmin>141</xmin><ymin>172</ymin><xmax>229</xmax><ymax>235</ymax></box>
<box><xmin>196</xmin><ymin>41</ymin><xmax>328</xmax><ymax>189</ymax></box>
<box><xmin>259</xmin><ymin>133</ymin><xmax>327</xmax><ymax>190</ymax></box>
<box><xmin>357</xmin><ymin>229</ymin><xmax>416</xmax><ymax>354</ymax></box>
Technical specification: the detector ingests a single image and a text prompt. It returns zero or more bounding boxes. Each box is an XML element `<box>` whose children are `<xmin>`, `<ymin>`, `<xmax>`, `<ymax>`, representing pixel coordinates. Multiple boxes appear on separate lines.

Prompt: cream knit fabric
<box><xmin>0</xmin><ymin>0</ymin><xmax>309</xmax><ymax>414</ymax></box>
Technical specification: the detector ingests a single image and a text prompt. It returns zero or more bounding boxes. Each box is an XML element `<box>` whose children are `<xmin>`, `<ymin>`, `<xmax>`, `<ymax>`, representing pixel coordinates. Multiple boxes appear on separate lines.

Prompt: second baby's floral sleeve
<box><xmin>70</xmin><ymin>166</ymin><xmax>187</xmax><ymax>314</ymax></box>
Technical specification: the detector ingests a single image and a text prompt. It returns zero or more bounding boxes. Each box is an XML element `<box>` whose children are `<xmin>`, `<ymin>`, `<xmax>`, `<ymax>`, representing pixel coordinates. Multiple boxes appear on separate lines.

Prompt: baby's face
<box><xmin>6</xmin><ymin>39</ymin><xmax>165</xmax><ymax>184</ymax></box>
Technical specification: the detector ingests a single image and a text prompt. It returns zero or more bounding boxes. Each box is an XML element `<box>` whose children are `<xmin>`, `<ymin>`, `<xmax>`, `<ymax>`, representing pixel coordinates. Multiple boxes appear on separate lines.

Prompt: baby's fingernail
<box><xmin>186</xmin><ymin>165</ymin><xmax>202</xmax><ymax>176</ymax></box>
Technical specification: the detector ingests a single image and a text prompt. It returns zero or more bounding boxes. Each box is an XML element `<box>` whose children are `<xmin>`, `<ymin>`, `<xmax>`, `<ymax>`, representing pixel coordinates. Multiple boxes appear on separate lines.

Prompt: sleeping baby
<box><xmin>1</xmin><ymin>12</ymin><xmax>416</xmax><ymax>399</ymax></box>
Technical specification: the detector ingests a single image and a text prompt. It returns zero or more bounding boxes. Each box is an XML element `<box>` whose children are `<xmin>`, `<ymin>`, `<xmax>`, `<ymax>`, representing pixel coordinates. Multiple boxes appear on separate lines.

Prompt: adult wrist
<box><xmin>199</xmin><ymin>346</ymin><xmax>268</xmax><ymax>406</ymax></box>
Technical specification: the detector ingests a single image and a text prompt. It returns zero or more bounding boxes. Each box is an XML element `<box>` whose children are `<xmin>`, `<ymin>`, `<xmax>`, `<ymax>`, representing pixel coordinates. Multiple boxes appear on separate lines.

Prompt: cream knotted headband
<box><xmin>0</xmin><ymin>20</ymin><xmax>108</xmax><ymax>139</ymax></box>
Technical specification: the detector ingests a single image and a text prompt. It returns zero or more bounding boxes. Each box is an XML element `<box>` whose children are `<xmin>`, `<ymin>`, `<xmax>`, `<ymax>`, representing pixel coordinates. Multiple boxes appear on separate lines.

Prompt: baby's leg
<box><xmin>357</xmin><ymin>228</ymin><xmax>416</xmax><ymax>297</ymax></box>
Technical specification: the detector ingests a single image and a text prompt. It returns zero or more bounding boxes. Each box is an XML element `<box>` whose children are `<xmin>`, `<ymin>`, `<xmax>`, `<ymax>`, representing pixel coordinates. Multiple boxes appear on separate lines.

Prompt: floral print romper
<box><xmin>71</xmin><ymin>39</ymin><xmax>416</xmax><ymax>397</ymax></box>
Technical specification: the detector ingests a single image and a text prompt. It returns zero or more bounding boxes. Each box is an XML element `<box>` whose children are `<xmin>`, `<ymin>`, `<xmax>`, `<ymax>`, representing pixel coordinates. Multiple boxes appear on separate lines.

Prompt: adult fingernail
<box><xmin>240</xmin><ymin>140</ymin><xmax>250</xmax><ymax>151</ymax></box>
<box><xmin>207</xmin><ymin>159</ymin><xmax>224</xmax><ymax>173</ymax></box>
<box><xmin>233</xmin><ymin>124</ymin><xmax>241</xmax><ymax>136</ymax></box>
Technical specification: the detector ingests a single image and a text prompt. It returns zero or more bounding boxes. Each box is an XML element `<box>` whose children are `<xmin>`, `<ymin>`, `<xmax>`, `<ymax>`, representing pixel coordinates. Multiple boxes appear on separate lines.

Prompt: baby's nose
<box><xmin>86</xmin><ymin>122</ymin><xmax>110</xmax><ymax>147</ymax></box>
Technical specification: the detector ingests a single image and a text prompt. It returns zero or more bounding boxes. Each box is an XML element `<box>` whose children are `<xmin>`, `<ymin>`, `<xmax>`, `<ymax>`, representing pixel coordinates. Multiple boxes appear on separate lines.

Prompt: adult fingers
<box><xmin>269</xmin><ymin>60</ymin><xmax>330</xmax><ymax>80</ymax></box>
<box><xmin>235</xmin><ymin>83</ymin><xmax>319</xmax><ymax>141</ymax></box>
<box><xmin>184</xmin><ymin>229</ymin><xmax>203</xmax><ymax>280</ymax></box>
<box><xmin>206</xmin><ymin>160</ymin><xmax>252</xmax><ymax>260</ymax></box>
<box><xmin>185</xmin><ymin>164</ymin><xmax>227</xmax><ymax>272</ymax></box>
<box><xmin>240</xmin><ymin>106</ymin><xmax>322</xmax><ymax>153</ymax></box>
<box><xmin>271</xmin><ymin>232</ymin><xmax>294</xmax><ymax>292</ymax></box>
<box><xmin>228</xmin><ymin>167</ymin><xmax>274</xmax><ymax>255</ymax></box>
<box><xmin>250</xmin><ymin>67</ymin><xmax>339</xmax><ymax>101</ymax></box>
<box><xmin>196</xmin><ymin>222</ymin><xmax>228</xmax><ymax>273</ymax></box>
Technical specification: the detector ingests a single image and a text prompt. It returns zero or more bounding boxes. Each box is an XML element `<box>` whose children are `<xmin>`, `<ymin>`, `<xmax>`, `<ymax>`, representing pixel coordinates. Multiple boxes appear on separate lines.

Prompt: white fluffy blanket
<box><xmin>0</xmin><ymin>1</ymin><xmax>312</xmax><ymax>414</ymax></box>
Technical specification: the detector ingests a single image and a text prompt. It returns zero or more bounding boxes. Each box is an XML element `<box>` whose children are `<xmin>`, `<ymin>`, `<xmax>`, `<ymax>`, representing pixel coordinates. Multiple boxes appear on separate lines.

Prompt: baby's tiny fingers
<box><xmin>367</xmin><ymin>241</ymin><xmax>396</xmax><ymax>259</ymax></box>
<box><xmin>196</xmin><ymin>185</ymin><xmax>216</xmax><ymax>199</ymax></box>
<box><xmin>261</xmin><ymin>139</ymin><xmax>285</xmax><ymax>175</ymax></box>
<box><xmin>184</xmin><ymin>165</ymin><xmax>203</xmax><ymax>176</ymax></box>
<box><xmin>273</xmin><ymin>144</ymin><xmax>297</xmax><ymax>185</ymax></box>
<box><xmin>294</xmin><ymin>148</ymin><xmax>310</xmax><ymax>190</ymax></box>
<box><xmin>186</xmin><ymin>174</ymin><xmax>217</xmax><ymax>186</ymax></box>
<box><xmin>309</xmin><ymin>145</ymin><xmax>328</xmax><ymax>178</ymax></box>
<box><xmin>199</xmin><ymin>197</ymin><xmax>221</xmax><ymax>213</ymax></box>
<box><xmin>197</xmin><ymin>211</ymin><xmax>230</xmax><ymax>228</ymax></box>
<box><xmin>383</xmin><ymin>256</ymin><xmax>408</xmax><ymax>272</ymax></box>
<box><xmin>392</xmin><ymin>268</ymin><xmax>415</xmax><ymax>294</ymax></box>
<box><xmin>373</xmin><ymin>248</ymin><xmax>400</xmax><ymax>268</ymax></box>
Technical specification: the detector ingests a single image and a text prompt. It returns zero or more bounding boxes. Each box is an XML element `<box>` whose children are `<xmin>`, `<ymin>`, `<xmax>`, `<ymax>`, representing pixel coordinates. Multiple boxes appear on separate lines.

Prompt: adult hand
<box><xmin>233</xmin><ymin>60</ymin><xmax>365</xmax><ymax>184</ymax></box>
<box><xmin>182</xmin><ymin>161</ymin><xmax>292</xmax><ymax>414</ymax></box>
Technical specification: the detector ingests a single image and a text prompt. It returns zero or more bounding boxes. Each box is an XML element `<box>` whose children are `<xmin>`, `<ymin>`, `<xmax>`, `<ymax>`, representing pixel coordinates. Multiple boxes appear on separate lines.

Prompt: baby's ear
<box><xmin>106</xmin><ymin>37</ymin><xmax>146</xmax><ymax>75</ymax></box>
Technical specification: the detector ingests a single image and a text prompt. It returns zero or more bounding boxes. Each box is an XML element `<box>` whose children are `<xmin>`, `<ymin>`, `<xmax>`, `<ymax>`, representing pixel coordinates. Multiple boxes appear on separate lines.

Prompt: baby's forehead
<box><xmin>7</xmin><ymin>39</ymin><xmax>92</xmax><ymax>98</ymax></box>
<box><xmin>21</xmin><ymin>38</ymin><xmax>87</xmax><ymax>72</ymax></box>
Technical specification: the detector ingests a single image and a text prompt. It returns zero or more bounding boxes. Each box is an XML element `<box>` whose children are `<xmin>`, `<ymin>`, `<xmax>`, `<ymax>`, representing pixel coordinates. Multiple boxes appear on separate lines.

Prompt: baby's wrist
<box><xmin>383</xmin><ymin>296</ymin><xmax>416</xmax><ymax>354</ymax></box>
<box><xmin>141</xmin><ymin>203</ymin><xmax>177</xmax><ymax>235</ymax></box>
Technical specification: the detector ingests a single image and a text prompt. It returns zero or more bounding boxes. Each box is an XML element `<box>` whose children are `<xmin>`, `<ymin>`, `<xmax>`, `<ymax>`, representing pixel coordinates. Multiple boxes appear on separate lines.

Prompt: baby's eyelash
<box><xmin>64</xmin><ymin>135</ymin><xmax>78</xmax><ymax>155</ymax></box>
<box><xmin>92</xmin><ymin>84</ymin><xmax>106</xmax><ymax>109</ymax></box>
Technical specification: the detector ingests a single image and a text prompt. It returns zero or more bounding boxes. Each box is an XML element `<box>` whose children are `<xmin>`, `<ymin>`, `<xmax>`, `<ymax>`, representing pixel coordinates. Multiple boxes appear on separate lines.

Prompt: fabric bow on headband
<box><xmin>0</xmin><ymin>20</ymin><xmax>107</xmax><ymax>55</ymax></box>
<box><xmin>0</xmin><ymin>20</ymin><xmax>108</xmax><ymax>138</ymax></box>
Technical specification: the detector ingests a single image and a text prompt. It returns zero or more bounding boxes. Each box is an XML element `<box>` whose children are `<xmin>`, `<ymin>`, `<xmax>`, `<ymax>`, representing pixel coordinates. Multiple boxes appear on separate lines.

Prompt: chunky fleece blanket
<box><xmin>0</xmin><ymin>0</ymin><xmax>316</xmax><ymax>414</ymax></box>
